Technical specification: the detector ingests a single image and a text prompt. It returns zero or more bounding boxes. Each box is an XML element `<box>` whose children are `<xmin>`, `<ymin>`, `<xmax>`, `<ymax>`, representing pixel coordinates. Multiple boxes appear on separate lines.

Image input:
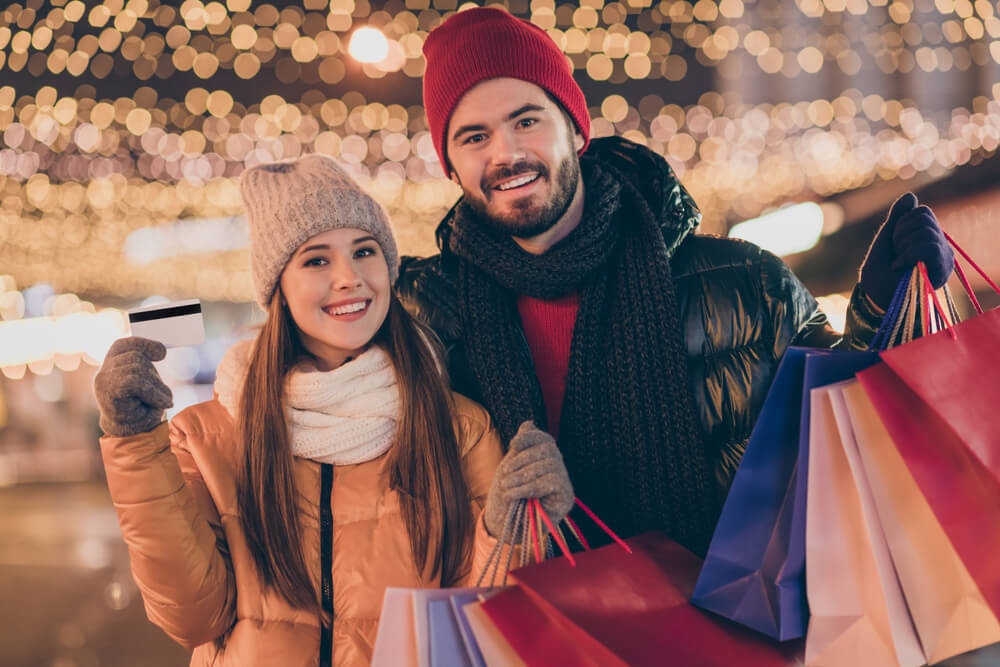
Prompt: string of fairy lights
<box><xmin>1</xmin><ymin>0</ymin><xmax>1000</xmax><ymax>375</ymax></box>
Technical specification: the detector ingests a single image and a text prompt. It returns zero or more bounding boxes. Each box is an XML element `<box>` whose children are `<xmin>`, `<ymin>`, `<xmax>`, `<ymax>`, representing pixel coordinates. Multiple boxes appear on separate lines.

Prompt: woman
<box><xmin>94</xmin><ymin>155</ymin><xmax>573</xmax><ymax>666</ymax></box>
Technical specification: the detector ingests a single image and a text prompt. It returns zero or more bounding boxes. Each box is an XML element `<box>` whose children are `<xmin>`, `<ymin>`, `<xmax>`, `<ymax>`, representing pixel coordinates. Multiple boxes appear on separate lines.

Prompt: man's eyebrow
<box><xmin>450</xmin><ymin>104</ymin><xmax>547</xmax><ymax>141</ymax></box>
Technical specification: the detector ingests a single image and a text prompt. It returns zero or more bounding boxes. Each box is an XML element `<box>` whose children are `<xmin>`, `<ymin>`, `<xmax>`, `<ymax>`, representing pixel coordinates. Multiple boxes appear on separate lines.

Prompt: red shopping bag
<box><xmin>873</xmin><ymin>238</ymin><xmax>1000</xmax><ymax>456</ymax></box>
<box><xmin>484</xmin><ymin>532</ymin><xmax>800</xmax><ymax>667</ymax></box>
<box><xmin>856</xmin><ymin>240</ymin><xmax>1000</xmax><ymax>617</ymax></box>
<box><xmin>477</xmin><ymin>586</ymin><xmax>626</xmax><ymax>667</ymax></box>
<box><xmin>857</xmin><ymin>358</ymin><xmax>1000</xmax><ymax>617</ymax></box>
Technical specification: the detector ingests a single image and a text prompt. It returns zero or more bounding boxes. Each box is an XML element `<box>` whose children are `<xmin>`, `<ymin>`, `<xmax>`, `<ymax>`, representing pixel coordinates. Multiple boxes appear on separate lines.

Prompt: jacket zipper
<box><xmin>319</xmin><ymin>463</ymin><xmax>333</xmax><ymax>667</ymax></box>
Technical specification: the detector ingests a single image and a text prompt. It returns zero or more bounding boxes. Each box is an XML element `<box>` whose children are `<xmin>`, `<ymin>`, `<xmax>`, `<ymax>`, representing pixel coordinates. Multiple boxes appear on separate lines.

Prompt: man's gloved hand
<box><xmin>94</xmin><ymin>337</ymin><xmax>173</xmax><ymax>437</ymax></box>
<box><xmin>484</xmin><ymin>421</ymin><xmax>574</xmax><ymax>541</ymax></box>
<box><xmin>860</xmin><ymin>192</ymin><xmax>954</xmax><ymax>310</ymax></box>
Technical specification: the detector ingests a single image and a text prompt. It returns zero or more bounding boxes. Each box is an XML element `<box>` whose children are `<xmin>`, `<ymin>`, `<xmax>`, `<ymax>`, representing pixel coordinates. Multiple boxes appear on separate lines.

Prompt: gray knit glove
<box><xmin>484</xmin><ymin>421</ymin><xmax>574</xmax><ymax>540</ymax></box>
<box><xmin>94</xmin><ymin>337</ymin><xmax>173</xmax><ymax>437</ymax></box>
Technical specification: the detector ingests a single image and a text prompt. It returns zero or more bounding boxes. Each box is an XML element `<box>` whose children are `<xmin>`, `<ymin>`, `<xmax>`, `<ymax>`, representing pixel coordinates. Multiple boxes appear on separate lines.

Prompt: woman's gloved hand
<box><xmin>484</xmin><ymin>421</ymin><xmax>574</xmax><ymax>540</ymax></box>
<box><xmin>94</xmin><ymin>337</ymin><xmax>173</xmax><ymax>437</ymax></box>
<box><xmin>860</xmin><ymin>192</ymin><xmax>954</xmax><ymax>310</ymax></box>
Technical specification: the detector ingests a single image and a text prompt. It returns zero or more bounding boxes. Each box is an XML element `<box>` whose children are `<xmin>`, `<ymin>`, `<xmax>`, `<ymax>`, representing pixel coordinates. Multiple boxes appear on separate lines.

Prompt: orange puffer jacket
<box><xmin>99</xmin><ymin>393</ymin><xmax>504</xmax><ymax>667</ymax></box>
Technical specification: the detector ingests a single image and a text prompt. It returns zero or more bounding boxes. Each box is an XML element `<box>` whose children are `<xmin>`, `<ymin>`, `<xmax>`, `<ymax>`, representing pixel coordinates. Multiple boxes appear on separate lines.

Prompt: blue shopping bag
<box><xmin>692</xmin><ymin>346</ymin><xmax>880</xmax><ymax>640</ymax></box>
<box><xmin>429</xmin><ymin>598</ymin><xmax>475</xmax><ymax>667</ymax></box>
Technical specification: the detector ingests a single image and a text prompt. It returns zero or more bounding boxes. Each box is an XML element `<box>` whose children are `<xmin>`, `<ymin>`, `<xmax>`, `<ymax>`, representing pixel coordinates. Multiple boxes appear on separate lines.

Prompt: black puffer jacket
<box><xmin>396</xmin><ymin>137</ymin><xmax>882</xmax><ymax>496</ymax></box>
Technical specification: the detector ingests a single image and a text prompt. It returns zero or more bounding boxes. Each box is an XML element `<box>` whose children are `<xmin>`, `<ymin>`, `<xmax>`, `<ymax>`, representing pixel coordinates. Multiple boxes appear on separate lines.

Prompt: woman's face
<box><xmin>278</xmin><ymin>227</ymin><xmax>391</xmax><ymax>370</ymax></box>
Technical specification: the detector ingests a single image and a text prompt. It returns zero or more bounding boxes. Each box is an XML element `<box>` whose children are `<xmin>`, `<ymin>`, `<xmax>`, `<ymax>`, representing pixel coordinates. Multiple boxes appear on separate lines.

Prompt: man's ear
<box><xmin>448</xmin><ymin>168</ymin><xmax>460</xmax><ymax>185</ymax></box>
<box><xmin>573</xmin><ymin>130</ymin><xmax>585</xmax><ymax>153</ymax></box>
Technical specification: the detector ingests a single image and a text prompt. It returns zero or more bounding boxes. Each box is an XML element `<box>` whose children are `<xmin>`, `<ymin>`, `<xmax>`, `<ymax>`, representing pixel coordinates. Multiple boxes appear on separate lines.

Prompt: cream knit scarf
<box><xmin>214</xmin><ymin>339</ymin><xmax>400</xmax><ymax>465</ymax></box>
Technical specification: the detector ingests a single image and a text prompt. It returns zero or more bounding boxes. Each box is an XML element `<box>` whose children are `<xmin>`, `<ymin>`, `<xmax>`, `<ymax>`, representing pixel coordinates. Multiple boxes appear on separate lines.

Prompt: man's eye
<box><xmin>464</xmin><ymin>133</ymin><xmax>487</xmax><ymax>145</ymax></box>
<box><xmin>516</xmin><ymin>118</ymin><xmax>538</xmax><ymax>129</ymax></box>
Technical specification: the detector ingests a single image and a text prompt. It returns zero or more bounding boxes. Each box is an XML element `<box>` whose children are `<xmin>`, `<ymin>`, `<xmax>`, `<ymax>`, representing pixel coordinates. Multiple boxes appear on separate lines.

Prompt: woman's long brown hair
<box><xmin>236</xmin><ymin>294</ymin><xmax>472</xmax><ymax>608</ymax></box>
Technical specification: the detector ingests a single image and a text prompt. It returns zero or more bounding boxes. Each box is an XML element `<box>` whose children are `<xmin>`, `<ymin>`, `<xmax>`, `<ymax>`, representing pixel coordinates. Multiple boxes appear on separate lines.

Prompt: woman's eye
<box><xmin>304</xmin><ymin>257</ymin><xmax>327</xmax><ymax>267</ymax></box>
<box><xmin>355</xmin><ymin>246</ymin><xmax>377</xmax><ymax>258</ymax></box>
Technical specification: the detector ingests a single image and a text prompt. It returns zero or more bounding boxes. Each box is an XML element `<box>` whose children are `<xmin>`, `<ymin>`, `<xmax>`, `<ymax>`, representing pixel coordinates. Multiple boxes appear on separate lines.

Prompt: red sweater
<box><xmin>516</xmin><ymin>293</ymin><xmax>580</xmax><ymax>439</ymax></box>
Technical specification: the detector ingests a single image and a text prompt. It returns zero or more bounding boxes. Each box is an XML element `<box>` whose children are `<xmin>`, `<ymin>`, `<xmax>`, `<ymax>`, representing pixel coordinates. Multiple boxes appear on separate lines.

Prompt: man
<box><xmin>396</xmin><ymin>7</ymin><xmax>954</xmax><ymax>553</ymax></box>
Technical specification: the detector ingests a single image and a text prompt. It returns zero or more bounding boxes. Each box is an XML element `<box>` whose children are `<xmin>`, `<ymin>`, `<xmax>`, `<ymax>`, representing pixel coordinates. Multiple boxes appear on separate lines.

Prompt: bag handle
<box><xmin>918</xmin><ymin>261</ymin><xmax>956</xmax><ymax>340</ymax></box>
<box><xmin>572</xmin><ymin>498</ymin><xmax>632</xmax><ymax>554</ymax></box>
<box><xmin>871</xmin><ymin>228</ymin><xmax>997</xmax><ymax>348</ymax></box>
<box><xmin>942</xmin><ymin>229</ymin><xmax>1000</xmax><ymax>314</ymax></box>
<box><xmin>871</xmin><ymin>272</ymin><xmax>911</xmax><ymax>350</ymax></box>
<box><xmin>476</xmin><ymin>495</ymin><xmax>631</xmax><ymax>585</ymax></box>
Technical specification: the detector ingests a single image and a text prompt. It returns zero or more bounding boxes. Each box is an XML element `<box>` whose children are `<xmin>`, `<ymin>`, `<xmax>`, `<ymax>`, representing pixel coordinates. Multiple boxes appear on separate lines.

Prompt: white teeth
<box><xmin>497</xmin><ymin>174</ymin><xmax>538</xmax><ymax>191</ymax></box>
<box><xmin>328</xmin><ymin>302</ymin><xmax>367</xmax><ymax>315</ymax></box>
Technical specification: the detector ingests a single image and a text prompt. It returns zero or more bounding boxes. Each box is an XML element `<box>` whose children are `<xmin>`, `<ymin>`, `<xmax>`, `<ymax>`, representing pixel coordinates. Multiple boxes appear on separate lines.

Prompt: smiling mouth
<box><xmin>495</xmin><ymin>173</ymin><xmax>540</xmax><ymax>191</ymax></box>
<box><xmin>323</xmin><ymin>300</ymin><xmax>370</xmax><ymax>317</ymax></box>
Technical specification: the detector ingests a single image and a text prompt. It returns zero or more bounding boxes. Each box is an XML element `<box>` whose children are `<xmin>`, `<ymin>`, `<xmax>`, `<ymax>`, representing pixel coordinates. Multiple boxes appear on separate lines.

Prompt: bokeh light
<box><xmin>348</xmin><ymin>26</ymin><xmax>388</xmax><ymax>63</ymax></box>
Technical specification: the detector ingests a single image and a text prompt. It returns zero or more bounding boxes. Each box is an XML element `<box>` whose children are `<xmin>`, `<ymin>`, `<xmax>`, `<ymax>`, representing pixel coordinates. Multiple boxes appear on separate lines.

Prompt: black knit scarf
<box><xmin>448</xmin><ymin>159</ymin><xmax>717</xmax><ymax>554</ymax></box>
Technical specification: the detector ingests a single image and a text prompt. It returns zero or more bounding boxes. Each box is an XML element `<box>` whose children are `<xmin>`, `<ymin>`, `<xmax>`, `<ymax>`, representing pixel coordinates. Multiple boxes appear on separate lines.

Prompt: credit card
<box><xmin>128</xmin><ymin>299</ymin><xmax>205</xmax><ymax>348</ymax></box>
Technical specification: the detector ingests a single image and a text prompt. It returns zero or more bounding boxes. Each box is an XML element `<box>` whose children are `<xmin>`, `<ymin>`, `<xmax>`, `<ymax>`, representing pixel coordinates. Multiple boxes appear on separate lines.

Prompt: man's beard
<box><xmin>461</xmin><ymin>149</ymin><xmax>581</xmax><ymax>239</ymax></box>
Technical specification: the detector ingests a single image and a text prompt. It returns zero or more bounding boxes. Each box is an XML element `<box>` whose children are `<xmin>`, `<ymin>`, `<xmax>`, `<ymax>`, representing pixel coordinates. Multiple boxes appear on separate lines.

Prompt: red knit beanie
<box><xmin>422</xmin><ymin>7</ymin><xmax>590</xmax><ymax>171</ymax></box>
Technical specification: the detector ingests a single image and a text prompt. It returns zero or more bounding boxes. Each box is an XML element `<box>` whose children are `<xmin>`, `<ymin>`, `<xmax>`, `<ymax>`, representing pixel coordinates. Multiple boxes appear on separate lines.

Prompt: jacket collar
<box><xmin>435</xmin><ymin>136</ymin><xmax>701</xmax><ymax>259</ymax></box>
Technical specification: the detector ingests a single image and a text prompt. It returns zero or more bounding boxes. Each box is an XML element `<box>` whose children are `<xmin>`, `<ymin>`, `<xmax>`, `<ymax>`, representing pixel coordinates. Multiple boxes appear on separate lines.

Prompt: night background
<box><xmin>1</xmin><ymin>0</ymin><xmax>998</xmax><ymax>664</ymax></box>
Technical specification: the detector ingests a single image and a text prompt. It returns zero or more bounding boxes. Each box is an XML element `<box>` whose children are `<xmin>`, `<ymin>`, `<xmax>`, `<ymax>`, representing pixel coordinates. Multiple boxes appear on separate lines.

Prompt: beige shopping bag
<box><xmin>804</xmin><ymin>383</ymin><xmax>924</xmax><ymax>667</ymax></box>
<box><xmin>371</xmin><ymin>588</ymin><xmax>419</xmax><ymax>667</ymax></box>
<box><xmin>839</xmin><ymin>380</ymin><xmax>1000</xmax><ymax>664</ymax></box>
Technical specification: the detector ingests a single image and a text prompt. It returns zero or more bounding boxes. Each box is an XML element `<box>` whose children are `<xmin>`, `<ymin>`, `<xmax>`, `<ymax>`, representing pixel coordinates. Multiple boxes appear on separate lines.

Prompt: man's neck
<box><xmin>512</xmin><ymin>177</ymin><xmax>586</xmax><ymax>255</ymax></box>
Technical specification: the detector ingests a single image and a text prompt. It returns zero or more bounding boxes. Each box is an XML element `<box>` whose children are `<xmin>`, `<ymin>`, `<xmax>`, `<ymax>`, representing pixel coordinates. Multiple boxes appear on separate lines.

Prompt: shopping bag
<box><xmin>694</xmin><ymin>347</ymin><xmax>879</xmax><ymax>640</ymax></box>
<box><xmin>477</xmin><ymin>585</ymin><xmax>626</xmax><ymax>667</ymax></box>
<box><xmin>462</xmin><ymin>597</ymin><xmax>528</xmax><ymax>667</ymax></box>
<box><xmin>371</xmin><ymin>587</ymin><xmax>419</xmax><ymax>667</ymax></box>
<box><xmin>372</xmin><ymin>587</ymin><xmax>484</xmax><ymax>667</ymax></box>
<box><xmin>839</xmin><ymin>380</ymin><xmax>1000</xmax><ymax>664</ymax></box>
<box><xmin>503</xmin><ymin>531</ymin><xmax>800</xmax><ymax>666</ymax></box>
<box><xmin>804</xmin><ymin>383</ymin><xmax>924</xmax><ymax>667</ymax></box>
<box><xmin>876</xmin><ymin>304</ymin><xmax>1000</xmax><ymax>462</ymax></box>
<box><xmin>428</xmin><ymin>599</ymin><xmax>473</xmax><ymax>667</ymax></box>
<box><xmin>692</xmin><ymin>348</ymin><xmax>810</xmax><ymax>639</ymax></box>
<box><xmin>857</xmin><ymin>345</ymin><xmax>1000</xmax><ymax>617</ymax></box>
<box><xmin>874</xmin><ymin>234</ymin><xmax>1000</xmax><ymax>454</ymax></box>
<box><xmin>856</xmin><ymin>247</ymin><xmax>1000</xmax><ymax>619</ymax></box>
<box><xmin>412</xmin><ymin>588</ymin><xmax>482</xmax><ymax>667</ymax></box>
<box><xmin>450</xmin><ymin>591</ymin><xmax>488</xmax><ymax>667</ymax></box>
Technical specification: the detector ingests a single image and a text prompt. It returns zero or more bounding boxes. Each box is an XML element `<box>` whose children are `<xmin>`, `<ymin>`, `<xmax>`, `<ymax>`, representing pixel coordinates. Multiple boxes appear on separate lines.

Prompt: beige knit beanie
<box><xmin>239</xmin><ymin>154</ymin><xmax>399</xmax><ymax>308</ymax></box>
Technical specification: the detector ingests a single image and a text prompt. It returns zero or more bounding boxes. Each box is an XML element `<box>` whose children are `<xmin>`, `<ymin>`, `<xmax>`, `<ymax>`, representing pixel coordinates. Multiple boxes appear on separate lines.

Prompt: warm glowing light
<box><xmin>728</xmin><ymin>202</ymin><xmax>825</xmax><ymax>256</ymax></box>
<box><xmin>348</xmin><ymin>27</ymin><xmax>388</xmax><ymax>63</ymax></box>
<box><xmin>815</xmin><ymin>293</ymin><xmax>850</xmax><ymax>333</ymax></box>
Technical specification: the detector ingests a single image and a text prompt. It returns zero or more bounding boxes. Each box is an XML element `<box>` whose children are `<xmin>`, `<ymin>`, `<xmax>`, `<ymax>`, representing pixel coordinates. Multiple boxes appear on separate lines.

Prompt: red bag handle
<box><xmin>919</xmin><ymin>261</ymin><xmax>955</xmax><ymax>340</ymax></box>
<box><xmin>942</xmin><ymin>229</ymin><xmax>1000</xmax><ymax>315</ymax></box>
<box><xmin>532</xmin><ymin>499</ymin><xmax>576</xmax><ymax>566</ymax></box>
<box><xmin>572</xmin><ymin>498</ymin><xmax>633</xmax><ymax>554</ymax></box>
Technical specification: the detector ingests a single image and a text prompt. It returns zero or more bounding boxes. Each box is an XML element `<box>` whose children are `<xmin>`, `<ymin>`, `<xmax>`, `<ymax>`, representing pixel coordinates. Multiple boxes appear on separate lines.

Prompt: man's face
<box><xmin>445</xmin><ymin>78</ymin><xmax>585</xmax><ymax>238</ymax></box>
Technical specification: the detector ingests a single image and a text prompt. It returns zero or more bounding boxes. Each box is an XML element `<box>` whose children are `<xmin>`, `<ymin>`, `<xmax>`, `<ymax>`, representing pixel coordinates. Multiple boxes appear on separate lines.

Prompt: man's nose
<box><xmin>490</xmin><ymin>128</ymin><xmax>526</xmax><ymax>167</ymax></box>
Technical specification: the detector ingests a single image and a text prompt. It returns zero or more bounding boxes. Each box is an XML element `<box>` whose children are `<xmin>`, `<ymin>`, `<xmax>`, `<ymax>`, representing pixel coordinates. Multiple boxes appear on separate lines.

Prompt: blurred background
<box><xmin>1</xmin><ymin>0</ymin><xmax>998</xmax><ymax>665</ymax></box>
